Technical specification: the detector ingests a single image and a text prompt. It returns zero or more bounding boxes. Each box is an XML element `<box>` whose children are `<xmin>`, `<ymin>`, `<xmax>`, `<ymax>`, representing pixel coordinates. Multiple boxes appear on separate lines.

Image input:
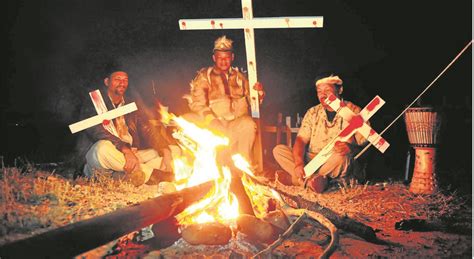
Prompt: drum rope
<box><xmin>355</xmin><ymin>40</ymin><xmax>473</xmax><ymax>160</ymax></box>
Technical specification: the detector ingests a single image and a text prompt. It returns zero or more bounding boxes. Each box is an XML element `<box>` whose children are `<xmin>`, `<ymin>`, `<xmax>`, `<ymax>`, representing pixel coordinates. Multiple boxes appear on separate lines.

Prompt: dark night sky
<box><xmin>2</xmin><ymin>0</ymin><xmax>472</xmax><ymax>187</ymax></box>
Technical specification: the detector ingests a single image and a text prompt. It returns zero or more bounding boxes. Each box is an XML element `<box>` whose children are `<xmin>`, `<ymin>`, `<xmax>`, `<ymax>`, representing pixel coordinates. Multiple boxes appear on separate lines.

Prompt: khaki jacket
<box><xmin>187</xmin><ymin>67</ymin><xmax>250</xmax><ymax>120</ymax></box>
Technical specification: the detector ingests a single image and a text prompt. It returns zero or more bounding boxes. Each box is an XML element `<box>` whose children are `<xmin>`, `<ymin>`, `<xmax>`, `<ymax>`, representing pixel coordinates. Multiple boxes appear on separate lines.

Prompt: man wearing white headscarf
<box><xmin>273</xmin><ymin>74</ymin><xmax>367</xmax><ymax>193</ymax></box>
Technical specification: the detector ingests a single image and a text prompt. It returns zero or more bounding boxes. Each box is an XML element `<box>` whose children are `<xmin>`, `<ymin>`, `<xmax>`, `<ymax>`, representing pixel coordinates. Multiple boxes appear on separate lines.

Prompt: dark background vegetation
<box><xmin>2</xmin><ymin>0</ymin><xmax>471</xmax><ymax>192</ymax></box>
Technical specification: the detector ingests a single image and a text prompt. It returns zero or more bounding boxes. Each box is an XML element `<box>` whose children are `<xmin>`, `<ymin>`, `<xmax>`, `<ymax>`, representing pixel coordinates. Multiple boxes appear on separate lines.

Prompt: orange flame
<box><xmin>159</xmin><ymin>109</ymin><xmax>239</xmax><ymax>225</ymax></box>
<box><xmin>159</xmin><ymin>109</ymin><xmax>285</xmax><ymax>226</ymax></box>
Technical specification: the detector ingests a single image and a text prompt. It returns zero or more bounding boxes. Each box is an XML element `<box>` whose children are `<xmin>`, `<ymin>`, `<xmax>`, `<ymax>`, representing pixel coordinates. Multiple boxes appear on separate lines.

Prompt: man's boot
<box><xmin>146</xmin><ymin>169</ymin><xmax>175</xmax><ymax>185</ymax></box>
<box><xmin>126</xmin><ymin>170</ymin><xmax>147</xmax><ymax>187</ymax></box>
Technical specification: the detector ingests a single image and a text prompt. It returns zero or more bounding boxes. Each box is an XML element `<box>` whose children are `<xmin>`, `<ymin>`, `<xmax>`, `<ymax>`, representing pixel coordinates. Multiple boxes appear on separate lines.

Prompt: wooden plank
<box><xmin>0</xmin><ymin>181</ymin><xmax>214</xmax><ymax>258</ymax></box>
<box><xmin>69</xmin><ymin>103</ymin><xmax>137</xmax><ymax>134</ymax></box>
<box><xmin>179</xmin><ymin>16</ymin><xmax>324</xmax><ymax>30</ymax></box>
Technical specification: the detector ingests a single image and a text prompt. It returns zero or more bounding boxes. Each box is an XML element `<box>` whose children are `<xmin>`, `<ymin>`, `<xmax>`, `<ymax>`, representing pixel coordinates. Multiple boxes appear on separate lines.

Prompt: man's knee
<box><xmin>273</xmin><ymin>144</ymin><xmax>290</xmax><ymax>161</ymax></box>
<box><xmin>234</xmin><ymin>116</ymin><xmax>256</xmax><ymax>134</ymax></box>
<box><xmin>94</xmin><ymin>140</ymin><xmax>119</xmax><ymax>160</ymax></box>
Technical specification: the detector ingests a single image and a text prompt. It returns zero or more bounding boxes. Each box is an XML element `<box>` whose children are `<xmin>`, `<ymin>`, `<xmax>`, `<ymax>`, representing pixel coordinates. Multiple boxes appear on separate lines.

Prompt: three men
<box><xmin>77</xmin><ymin>70</ymin><xmax>174</xmax><ymax>186</ymax></box>
<box><xmin>273</xmin><ymin>75</ymin><xmax>366</xmax><ymax>193</ymax></box>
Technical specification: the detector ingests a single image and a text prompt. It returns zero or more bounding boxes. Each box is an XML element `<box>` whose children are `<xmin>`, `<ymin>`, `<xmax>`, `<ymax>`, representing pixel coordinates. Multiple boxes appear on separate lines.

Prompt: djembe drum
<box><xmin>404</xmin><ymin>107</ymin><xmax>441</xmax><ymax>194</ymax></box>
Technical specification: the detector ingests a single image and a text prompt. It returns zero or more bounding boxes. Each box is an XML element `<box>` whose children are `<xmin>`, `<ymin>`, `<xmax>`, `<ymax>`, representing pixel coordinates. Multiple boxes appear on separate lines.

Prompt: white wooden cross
<box><xmin>68</xmin><ymin>90</ymin><xmax>137</xmax><ymax>134</ymax></box>
<box><xmin>179</xmin><ymin>0</ymin><xmax>323</xmax><ymax>118</ymax></box>
<box><xmin>304</xmin><ymin>94</ymin><xmax>390</xmax><ymax>179</ymax></box>
<box><xmin>179</xmin><ymin>0</ymin><xmax>323</xmax><ymax>171</ymax></box>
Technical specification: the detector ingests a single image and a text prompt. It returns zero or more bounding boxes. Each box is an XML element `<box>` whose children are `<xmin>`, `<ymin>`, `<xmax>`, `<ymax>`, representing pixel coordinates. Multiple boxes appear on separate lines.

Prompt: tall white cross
<box><xmin>179</xmin><ymin>0</ymin><xmax>323</xmax><ymax>171</ymax></box>
<box><xmin>179</xmin><ymin>0</ymin><xmax>323</xmax><ymax>118</ymax></box>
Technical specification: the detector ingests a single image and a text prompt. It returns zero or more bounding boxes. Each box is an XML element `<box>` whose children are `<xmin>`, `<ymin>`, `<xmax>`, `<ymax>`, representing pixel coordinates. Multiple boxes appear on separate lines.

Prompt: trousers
<box><xmin>272</xmin><ymin>144</ymin><xmax>351</xmax><ymax>184</ymax></box>
<box><xmin>83</xmin><ymin>140</ymin><xmax>165</xmax><ymax>182</ymax></box>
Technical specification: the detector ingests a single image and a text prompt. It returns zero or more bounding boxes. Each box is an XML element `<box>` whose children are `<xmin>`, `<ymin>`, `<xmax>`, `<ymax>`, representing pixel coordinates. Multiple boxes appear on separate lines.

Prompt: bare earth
<box><xmin>0</xmin><ymin>168</ymin><xmax>471</xmax><ymax>258</ymax></box>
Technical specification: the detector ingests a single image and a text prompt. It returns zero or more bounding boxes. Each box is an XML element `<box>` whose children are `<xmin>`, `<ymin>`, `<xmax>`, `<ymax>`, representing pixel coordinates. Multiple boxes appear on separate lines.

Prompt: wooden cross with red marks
<box><xmin>304</xmin><ymin>94</ymin><xmax>390</xmax><ymax>178</ymax></box>
<box><xmin>68</xmin><ymin>90</ymin><xmax>137</xmax><ymax>134</ymax></box>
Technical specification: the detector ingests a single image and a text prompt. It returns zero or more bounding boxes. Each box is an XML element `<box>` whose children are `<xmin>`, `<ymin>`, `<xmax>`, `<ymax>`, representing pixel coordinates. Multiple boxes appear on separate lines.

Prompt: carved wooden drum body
<box><xmin>404</xmin><ymin>107</ymin><xmax>441</xmax><ymax>194</ymax></box>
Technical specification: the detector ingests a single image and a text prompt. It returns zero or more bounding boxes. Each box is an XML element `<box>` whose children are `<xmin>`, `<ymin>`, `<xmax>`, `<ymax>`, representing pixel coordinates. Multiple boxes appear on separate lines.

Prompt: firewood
<box><xmin>181</xmin><ymin>222</ymin><xmax>232</xmax><ymax>245</ymax></box>
<box><xmin>247</xmin><ymin>175</ymin><xmax>381</xmax><ymax>244</ymax></box>
<box><xmin>262</xmin><ymin>210</ymin><xmax>290</xmax><ymax>231</ymax></box>
<box><xmin>149</xmin><ymin>217</ymin><xmax>181</xmax><ymax>249</ymax></box>
<box><xmin>0</xmin><ymin>181</ymin><xmax>214</xmax><ymax>258</ymax></box>
<box><xmin>253</xmin><ymin>209</ymin><xmax>339</xmax><ymax>259</ymax></box>
<box><xmin>237</xmin><ymin>214</ymin><xmax>282</xmax><ymax>244</ymax></box>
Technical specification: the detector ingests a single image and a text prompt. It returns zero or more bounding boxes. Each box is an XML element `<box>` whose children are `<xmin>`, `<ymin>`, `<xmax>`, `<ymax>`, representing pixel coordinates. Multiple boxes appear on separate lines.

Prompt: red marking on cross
<box><xmin>378</xmin><ymin>138</ymin><xmax>386</xmax><ymax>146</ymax></box>
<box><xmin>339</xmin><ymin>115</ymin><xmax>364</xmax><ymax>137</ymax></box>
<box><xmin>328</xmin><ymin>94</ymin><xmax>337</xmax><ymax>102</ymax></box>
<box><xmin>313</xmin><ymin>21</ymin><xmax>317</xmax><ymax>26</ymax></box>
<box><xmin>181</xmin><ymin>21</ymin><xmax>186</xmax><ymax>26</ymax></box>
<box><xmin>211</xmin><ymin>20</ymin><xmax>215</xmax><ymax>25</ymax></box>
<box><xmin>103</xmin><ymin>120</ymin><xmax>110</xmax><ymax>126</ymax></box>
<box><xmin>90</xmin><ymin>91</ymin><xmax>101</xmax><ymax>103</ymax></box>
<box><xmin>366</xmin><ymin>97</ymin><xmax>380</xmax><ymax>111</ymax></box>
<box><xmin>370</xmin><ymin>129</ymin><xmax>376</xmax><ymax>136</ymax></box>
<box><xmin>219</xmin><ymin>23</ymin><xmax>223</xmax><ymax>28</ymax></box>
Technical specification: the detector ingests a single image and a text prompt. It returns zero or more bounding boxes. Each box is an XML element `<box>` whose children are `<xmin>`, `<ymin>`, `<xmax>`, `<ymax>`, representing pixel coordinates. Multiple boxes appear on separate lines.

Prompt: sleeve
<box><xmin>296</xmin><ymin>107</ymin><xmax>315</xmax><ymax>142</ymax></box>
<box><xmin>188</xmin><ymin>69</ymin><xmax>211</xmax><ymax>115</ymax></box>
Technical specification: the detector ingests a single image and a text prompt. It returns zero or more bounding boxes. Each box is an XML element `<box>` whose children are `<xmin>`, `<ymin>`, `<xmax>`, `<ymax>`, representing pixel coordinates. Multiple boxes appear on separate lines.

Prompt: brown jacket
<box><xmin>187</xmin><ymin>67</ymin><xmax>250</xmax><ymax>120</ymax></box>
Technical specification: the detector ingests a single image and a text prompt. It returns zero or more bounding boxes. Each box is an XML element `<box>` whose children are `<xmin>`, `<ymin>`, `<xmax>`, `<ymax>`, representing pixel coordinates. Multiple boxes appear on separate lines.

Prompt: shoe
<box><xmin>307</xmin><ymin>175</ymin><xmax>328</xmax><ymax>193</ymax></box>
<box><xmin>126</xmin><ymin>170</ymin><xmax>147</xmax><ymax>187</ymax></box>
<box><xmin>146</xmin><ymin>169</ymin><xmax>175</xmax><ymax>185</ymax></box>
<box><xmin>274</xmin><ymin>170</ymin><xmax>293</xmax><ymax>186</ymax></box>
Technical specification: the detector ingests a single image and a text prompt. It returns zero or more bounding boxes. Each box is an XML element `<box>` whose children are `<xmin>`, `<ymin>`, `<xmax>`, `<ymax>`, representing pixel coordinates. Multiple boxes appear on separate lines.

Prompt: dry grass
<box><xmin>0</xmin><ymin>166</ymin><xmax>160</xmax><ymax>246</ymax></box>
<box><xmin>306</xmin><ymin>179</ymin><xmax>471</xmax><ymax>233</ymax></box>
<box><xmin>0</xmin><ymin>165</ymin><xmax>471</xmax><ymax>258</ymax></box>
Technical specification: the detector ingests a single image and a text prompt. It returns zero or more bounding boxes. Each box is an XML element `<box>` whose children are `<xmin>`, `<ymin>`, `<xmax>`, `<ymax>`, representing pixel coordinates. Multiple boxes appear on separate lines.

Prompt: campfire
<box><xmin>158</xmin><ymin>109</ymin><xmax>290</xmax><ymax>248</ymax></box>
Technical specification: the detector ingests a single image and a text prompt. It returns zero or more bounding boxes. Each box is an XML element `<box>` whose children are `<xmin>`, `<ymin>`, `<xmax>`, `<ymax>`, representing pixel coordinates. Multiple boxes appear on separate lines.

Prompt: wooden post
<box><xmin>0</xmin><ymin>181</ymin><xmax>214</xmax><ymax>258</ymax></box>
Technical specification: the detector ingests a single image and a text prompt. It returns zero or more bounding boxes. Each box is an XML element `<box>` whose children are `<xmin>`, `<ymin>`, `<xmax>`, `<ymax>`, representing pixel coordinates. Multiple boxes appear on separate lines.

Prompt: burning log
<box><xmin>181</xmin><ymin>222</ymin><xmax>232</xmax><ymax>245</ymax></box>
<box><xmin>0</xmin><ymin>181</ymin><xmax>214</xmax><ymax>258</ymax></box>
<box><xmin>262</xmin><ymin>210</ymin><xmax>291</xmax><ymax>231</ymax></box>
<box><xmin>237</xmin><ymin>214</ymin><xmax>285</xmax><ymax>244</ymax></box>
<box><xmin>243</xmin><ymin>175</ymin><xmax>381</xmax><ymax>244</ymax></box>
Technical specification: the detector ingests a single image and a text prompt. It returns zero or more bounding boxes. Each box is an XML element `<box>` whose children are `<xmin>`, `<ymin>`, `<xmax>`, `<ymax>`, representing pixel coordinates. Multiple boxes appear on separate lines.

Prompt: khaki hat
<box><xmin>315</xmin><ymin>75</ymin><xmax>343</xmax><ymax>87</ymax></box>
<box><xmin>213</xmin><ymin>35</ymin><xmax>233</xmax><ymax>52</ymax></box>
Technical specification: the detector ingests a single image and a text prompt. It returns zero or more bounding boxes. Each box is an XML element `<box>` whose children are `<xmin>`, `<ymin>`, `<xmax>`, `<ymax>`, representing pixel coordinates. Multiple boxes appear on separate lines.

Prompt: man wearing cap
<box><xmin>273</xmin><ymin>75</ymin><xmax>367</xmax><ymax>193</ymax></box>
<box><xmin>183</xmin><ymin>36</ymin><xmax>265</xmax><ymax>216</ymax></box>
<box><xmin>75</xmin><ymin>70</ymin><xmax>175</xmax><ymax>187</ymax></box>
<box><xmin>184</xmin><ymin>35</ymin><xmax>265</xmax><ymax>164</ymax></box>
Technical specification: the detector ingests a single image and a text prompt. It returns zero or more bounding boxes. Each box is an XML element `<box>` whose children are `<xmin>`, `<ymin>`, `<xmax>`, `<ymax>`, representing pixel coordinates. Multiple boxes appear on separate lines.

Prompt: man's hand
<box><xmin>122</xmin><ymin>148</ymin><xmax>139</xmax><ymax>173</ymax></box>
<box><xmin>253</xmin><ymin>82</ymin><xmax>265</xmax><ymax>103</ymax></box>
<box><xmin>333</xmin><ymin>141</ymin><xmax>351</xmax><ymax>156</ymax></box>
<box><xmin>293</xmin><ymin>164</ymin><xmax>305</xmax><ymax>186</ymax></box>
